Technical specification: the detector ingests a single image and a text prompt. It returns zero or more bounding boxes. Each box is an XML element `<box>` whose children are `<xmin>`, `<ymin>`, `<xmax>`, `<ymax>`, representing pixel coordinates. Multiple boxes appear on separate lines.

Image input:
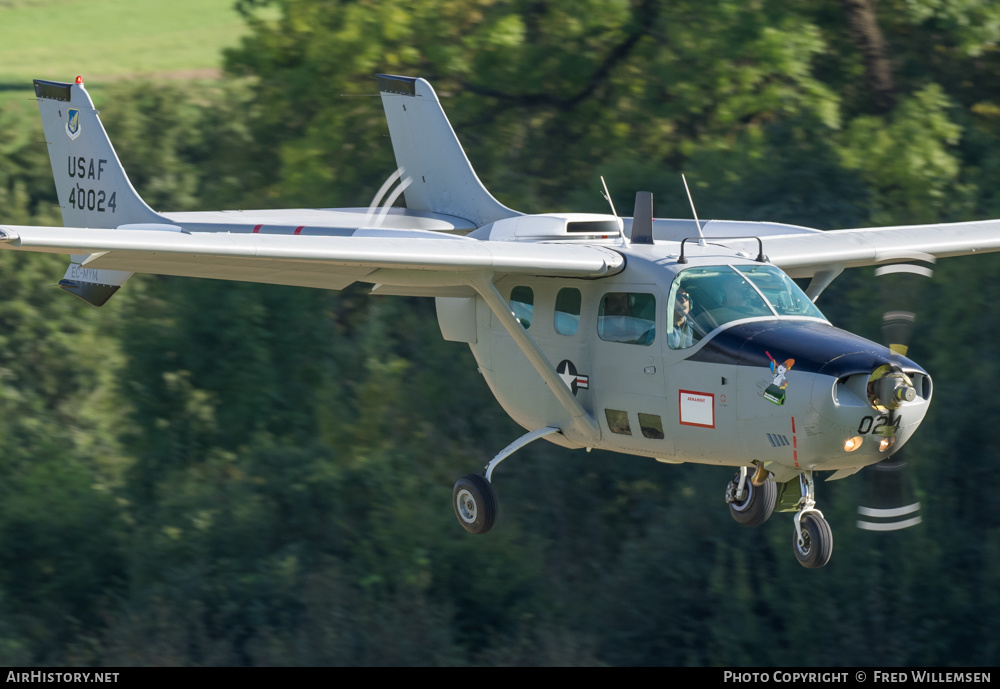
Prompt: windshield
<box><xmin>667</xmin><ymin>265</ymin><xmax>826</xmax><ymax>349</ymax></box>
<box><xmin>734</xmin><ymin>264</ymin><xmax>826</xmax><ymax>319</ymax></box>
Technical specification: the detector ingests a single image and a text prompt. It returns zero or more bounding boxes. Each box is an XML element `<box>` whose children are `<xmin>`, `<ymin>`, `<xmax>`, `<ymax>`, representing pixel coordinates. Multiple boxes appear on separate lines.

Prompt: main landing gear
<box><xmin>726</xmin><ymin>463</ymin><xmax>777</xmax><ymax>527</ymax></box>
<box><xmin>452</xmin><ymin>427</ymin><xmax>560</xmax><ymax>535</ymax></box>
<box><xmin>726</xmin><ymin>465</ymin><xmax>834</xmax><ymax>569</ymax></box>
<box><xmin>453</xmin><ymin>474</ymin><xmax>498</xmax><ymax>534</ymax></box>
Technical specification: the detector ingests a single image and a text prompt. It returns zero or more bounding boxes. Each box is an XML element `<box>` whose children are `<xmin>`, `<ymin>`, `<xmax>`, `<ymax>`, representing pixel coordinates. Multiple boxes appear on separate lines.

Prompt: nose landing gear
<box><xmin>791</xmin><ymin>472</ymin><xmax>833</xmax><ymax>569</ymax></box>
<box><xmin>724</xmin><ymin>468</ymin><xmax>834</xmax><ymax>568</ymax></box>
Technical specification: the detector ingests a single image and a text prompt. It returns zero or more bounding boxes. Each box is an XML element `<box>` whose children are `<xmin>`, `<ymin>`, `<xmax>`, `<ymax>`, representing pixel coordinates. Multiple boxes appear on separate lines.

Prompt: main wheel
<box><xmin>727</xmin><ymin>471</ymin><xmax>777</xmax><ymax>527</ymax></box>
<box><xmin>453</xmin><ymin>474</ymin><xmax>498</xmax><ymax>534</ymax></box>
<box><xmin>793</xmin><ymin>512</ymin><xmax>834</xmax><ymax>569</ymax></box>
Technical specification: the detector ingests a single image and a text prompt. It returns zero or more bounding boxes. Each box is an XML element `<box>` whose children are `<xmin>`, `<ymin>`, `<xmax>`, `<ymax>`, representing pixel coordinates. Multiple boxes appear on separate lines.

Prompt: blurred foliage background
<box><xmin>0</xmin><ymin>0</ymin><xmax>998</xmax><ymax>666</ymax></box>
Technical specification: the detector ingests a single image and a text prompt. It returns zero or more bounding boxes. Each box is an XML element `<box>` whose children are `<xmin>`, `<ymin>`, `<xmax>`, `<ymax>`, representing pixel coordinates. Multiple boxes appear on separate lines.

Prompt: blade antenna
<box><xmin>682</xmin><ymin>173</ymin><xmax>705</xmax><ymax>247</ymax></box>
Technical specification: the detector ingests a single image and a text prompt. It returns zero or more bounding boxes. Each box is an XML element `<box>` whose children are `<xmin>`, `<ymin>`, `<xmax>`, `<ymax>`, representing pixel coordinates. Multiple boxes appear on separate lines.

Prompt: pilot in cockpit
<box><xmin>668</xmin><ymin>288</ymin><xmax>695</xmax><ymax>350</ymax></box>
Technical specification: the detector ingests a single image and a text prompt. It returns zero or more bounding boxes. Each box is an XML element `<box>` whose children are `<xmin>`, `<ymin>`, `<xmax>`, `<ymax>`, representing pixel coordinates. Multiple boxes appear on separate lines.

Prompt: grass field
<box><xmin>0</xmin><ymin>0</ymin><xmax>257</xmax><ymax>96</ymax></box>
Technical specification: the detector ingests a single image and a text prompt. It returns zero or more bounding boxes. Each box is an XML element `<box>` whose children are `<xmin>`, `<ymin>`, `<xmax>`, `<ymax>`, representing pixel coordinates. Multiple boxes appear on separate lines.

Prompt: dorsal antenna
<box><xmin>600</xmin><ymin>176</ymin><xmax>618</xmax><ymax>217</ymax></box>
<box><xmin>682</xmin><ymin>173</ymin><xmax>706</xmax><ymax>247</ymax></box>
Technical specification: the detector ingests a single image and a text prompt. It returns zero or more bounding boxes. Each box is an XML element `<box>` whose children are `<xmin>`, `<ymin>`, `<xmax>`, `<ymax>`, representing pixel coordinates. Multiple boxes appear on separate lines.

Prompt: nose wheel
<box><xmin>794</xmin><ymin>512</ymin><xmax>833</xmax><ymax>568</ymax></box>
<box><xmin>791</xmin><ymin>471</ymin><xmax>833</xmax><ymax>569</ymax></box>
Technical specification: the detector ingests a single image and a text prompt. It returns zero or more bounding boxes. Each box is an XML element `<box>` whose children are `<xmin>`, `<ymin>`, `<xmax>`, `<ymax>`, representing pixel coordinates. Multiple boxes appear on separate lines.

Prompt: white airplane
<box><xmin>5</xmin><ymin>74</ymin><xmax>1000</xmax><ymax>568</ymax></box>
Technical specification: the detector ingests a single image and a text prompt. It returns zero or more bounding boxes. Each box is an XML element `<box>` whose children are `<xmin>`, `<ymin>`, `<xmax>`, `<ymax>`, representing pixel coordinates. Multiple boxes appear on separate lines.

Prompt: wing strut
<box><xmin>805</xmin><ymin>265</ymin><xmax>845</xmax><ymax>302</ymax></box>
<box><xmin>470</xmin><ymin>275</ymin><xmax>601</xmax><ymax>442</ymax></box>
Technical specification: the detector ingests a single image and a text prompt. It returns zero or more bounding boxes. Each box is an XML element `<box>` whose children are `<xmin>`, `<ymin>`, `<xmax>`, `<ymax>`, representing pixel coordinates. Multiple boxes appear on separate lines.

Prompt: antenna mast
<box><xmin>600</xmin><ymin>176</ymin><xmax>618</xmax><ymax>216</ymax></box>
<box><xmin>682</xmin><ymin>173</ymin><xmax>706</xmax><ymax>247</ymax></box>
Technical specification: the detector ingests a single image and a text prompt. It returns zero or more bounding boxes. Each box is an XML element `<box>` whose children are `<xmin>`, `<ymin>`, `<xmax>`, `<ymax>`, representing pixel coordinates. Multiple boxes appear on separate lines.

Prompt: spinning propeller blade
<box><xmin>856</xmin><ymin>253</ymin><xmax>934</xmax><ymax>531</ymax></box>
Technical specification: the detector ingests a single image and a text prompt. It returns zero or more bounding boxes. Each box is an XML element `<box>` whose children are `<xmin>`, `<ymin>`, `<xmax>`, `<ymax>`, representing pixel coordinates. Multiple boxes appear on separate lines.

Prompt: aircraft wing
<box><xmin>756</xmin><ymin>219</ymin><xmax>1000</xmax><ymax>278</ymax></box>
<box><xmin>0</xmin><ymin>225</ymin><xmax>625</xmax><ymax>296</ymax></box>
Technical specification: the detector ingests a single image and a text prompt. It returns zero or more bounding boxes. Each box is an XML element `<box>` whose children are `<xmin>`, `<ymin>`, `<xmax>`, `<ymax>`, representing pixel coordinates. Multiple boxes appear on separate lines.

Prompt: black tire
<box><xmin>794</xmin><ymin>512</ymin><xmax>834</xmax><ymax>569</ymax></box>
<box><xmin>453</xmin><ymin>474</ymin><xmax>498</xmax><ymax>534</ymax></box>
<box><xmin>727</xmin><ymin>472</ymin><xmax>777</xmax><ymax>527</ymax></box>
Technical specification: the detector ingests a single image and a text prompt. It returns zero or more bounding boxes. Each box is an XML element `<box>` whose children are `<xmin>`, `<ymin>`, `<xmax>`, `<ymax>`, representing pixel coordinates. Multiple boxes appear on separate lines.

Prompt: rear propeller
<box><xmin>856</xmin><ymin>253</ymin><xmax>934</xmax><ymax>532</ymax></box>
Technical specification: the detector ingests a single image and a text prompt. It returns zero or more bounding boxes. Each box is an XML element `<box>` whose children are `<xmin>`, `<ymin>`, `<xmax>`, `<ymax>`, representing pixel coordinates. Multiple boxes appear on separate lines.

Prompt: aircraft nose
<box><xmin>819</xmin><ymin>360</ymin><xmax>932</xmax><ymax>461</ymax></box>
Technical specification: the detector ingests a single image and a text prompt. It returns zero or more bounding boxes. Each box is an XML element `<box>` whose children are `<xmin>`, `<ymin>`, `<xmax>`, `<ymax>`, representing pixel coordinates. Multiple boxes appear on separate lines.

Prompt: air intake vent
<box><xmin>766</xmin><ymin>433</ymin><xmax>790</xmax><ymax>447</ymax></box>
<box><xmin>566</xmin><ymin>220</ymin><xmax>621</xmax><ymax>234</ymax></box>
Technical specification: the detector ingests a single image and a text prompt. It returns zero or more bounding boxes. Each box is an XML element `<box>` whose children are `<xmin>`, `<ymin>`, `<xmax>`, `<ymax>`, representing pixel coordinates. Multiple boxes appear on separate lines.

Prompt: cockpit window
<box><xmin>667</xmin><ymin>265</ymin><xmax>825</xmax><ymax>349</ymax></box>
<box><xmin>733</xmin><ymin>265</ymin><xmax>826</xmax><ymax>319</ymax></box>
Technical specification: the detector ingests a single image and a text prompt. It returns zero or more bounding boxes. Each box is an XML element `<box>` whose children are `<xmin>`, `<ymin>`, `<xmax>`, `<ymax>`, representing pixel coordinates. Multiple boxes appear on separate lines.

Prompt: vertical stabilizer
<box><xmin>33</xmin><ymin>78</ymin><xmax>155</xmax><ymax>305</ymax></box>
<box><xmin>34</xmin><ymin>78</ymin><xmax>165</xmax><ymax>228</ymax></box>
<box><xmin>376</xmin><ymin>75</ymin><xmax>519</xmax><ymax>227</ymax></box>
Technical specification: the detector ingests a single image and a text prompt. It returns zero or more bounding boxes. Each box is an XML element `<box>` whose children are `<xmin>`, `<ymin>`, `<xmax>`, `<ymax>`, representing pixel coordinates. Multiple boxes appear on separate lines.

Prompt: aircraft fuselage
<box><xmin>452</xmin><ymin>245</ymin><xmax>931</xmax><ymax>483</ymax></box>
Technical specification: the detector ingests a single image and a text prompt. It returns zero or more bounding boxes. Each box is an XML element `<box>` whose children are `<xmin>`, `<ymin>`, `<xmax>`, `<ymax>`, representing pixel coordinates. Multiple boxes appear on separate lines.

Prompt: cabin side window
<box><xmin>605</xmin><ymin>409</ymin><xmax>632</xmax><ymax>435</ymax></box>
<box><xmin>638</xmin><ymin>413</ymin><xmax>665</xmax><ymax>439</ymax></box>
<box><xmin>554</xmin><ymin>287</ymin><xmax>581</xmax><ymax>335</ymax></box>
<box><xmin>597</xmin><ymin>292</ymin><xmax>656</xmax><ymax>345</ymax></box>
<box><xmin>509</xmin><ymin>286</ymin><xmax>533</xmax><ymax>328</ymax></box>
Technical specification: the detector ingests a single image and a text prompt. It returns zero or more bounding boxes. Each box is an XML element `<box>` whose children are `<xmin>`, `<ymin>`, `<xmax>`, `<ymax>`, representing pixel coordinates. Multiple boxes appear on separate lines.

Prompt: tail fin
<box><xmin>376</xmin><ymin>75</ymin><xmax>519</xmax><ymax>227</ymax></box>
<box><xmin>33</xmin><ymin>78</ymin><xmax>161</xmax><ymax>305</ymax></box>
<box><xmin>34</xmin><ymin>78</ymin><xmax>164</xmax><ymax>228</ymax></box>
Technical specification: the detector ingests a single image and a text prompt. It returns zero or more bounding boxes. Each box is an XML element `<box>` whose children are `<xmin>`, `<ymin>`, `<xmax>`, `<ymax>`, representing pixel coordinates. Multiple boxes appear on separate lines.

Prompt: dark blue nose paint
<box><xmin>686</xmin><ymin>320</ymin><xmax>926</xmax><ymax>377</ymax></box>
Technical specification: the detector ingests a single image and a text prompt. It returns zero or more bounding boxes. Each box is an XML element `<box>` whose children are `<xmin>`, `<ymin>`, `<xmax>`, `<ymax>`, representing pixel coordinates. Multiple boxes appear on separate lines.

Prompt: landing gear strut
<box><xmin>725</xmin><ymin>467</ymin><xmax>834</xmax><ymax>568</ymax></box>
<box><xmin>452</xmin><ymin>427</ymin><xmax>560</xmax><ymax>535</ymax></box>
<box><xmin>791</xmin><ymin>471</ymin><xmax>833</xmax><ymax>569</ymax></box>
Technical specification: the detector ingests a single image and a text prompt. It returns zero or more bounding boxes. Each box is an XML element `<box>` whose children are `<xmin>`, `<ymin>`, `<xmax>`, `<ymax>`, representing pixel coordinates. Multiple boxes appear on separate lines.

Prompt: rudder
<box><xmin>377</xmin><ymin>75</ymin><xmax>519</xmax><ymax>227</ymax></box>
<box><xmin>33</xmin><ymin>78</ymin><xmax>159</xmax><ymax>305</ymax></box>
<box><xmin>34</xmin><ymin>78</ymin><xmax>164</xmax><ymax>229</ymax></box>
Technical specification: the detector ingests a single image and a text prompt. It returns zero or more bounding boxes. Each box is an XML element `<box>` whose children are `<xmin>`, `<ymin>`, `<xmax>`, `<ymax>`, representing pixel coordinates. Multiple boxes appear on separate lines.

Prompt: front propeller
<box><xmin>856</xmin><ymin>253</ymin><xmax>933</xmax><ymax>531</ymax></box>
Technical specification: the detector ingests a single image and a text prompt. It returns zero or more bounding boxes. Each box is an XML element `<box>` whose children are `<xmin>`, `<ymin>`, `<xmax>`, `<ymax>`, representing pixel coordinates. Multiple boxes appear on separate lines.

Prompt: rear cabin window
<box><xmin>510</xmin><ymin>286</ymin><xmax>533</xmax><ymax>328</ymax></box>
<box><xmin>605</xmin><ymin>409</ymin><xmax>632</xmax><ymax>435</ymax></box>
<box><xmin>638</xmin><ymin>413</ymin><xmax>665</xmax><ymax>439</ymax></box>
<box><xmin>554</xmin><ymin>288</ymin><xmax>582</xmax><ymax>335</ymax></box>
<box><xmin>598</xmin><ymin>292</ymin><xmax>656</xmax><ymax>345</ymax></box>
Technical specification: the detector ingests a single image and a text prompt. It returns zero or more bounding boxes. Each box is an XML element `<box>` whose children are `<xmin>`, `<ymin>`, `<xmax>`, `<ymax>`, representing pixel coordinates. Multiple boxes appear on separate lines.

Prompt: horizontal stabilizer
<box><xmin>59</xmin><ymin>260</ymin><xmax>132</xmax><ymax>307</ymax></box>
